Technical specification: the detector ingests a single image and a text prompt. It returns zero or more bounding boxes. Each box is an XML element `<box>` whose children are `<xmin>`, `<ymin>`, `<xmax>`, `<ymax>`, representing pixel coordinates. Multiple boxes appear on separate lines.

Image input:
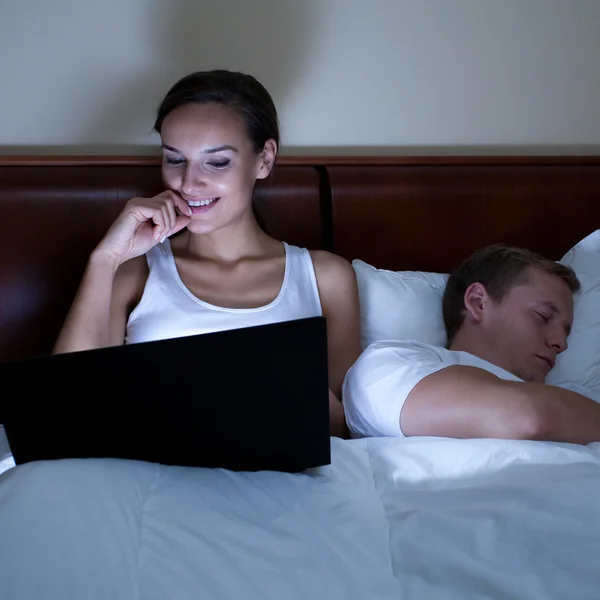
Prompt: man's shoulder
<box><xmin>355</xmin><ymin>340</ymin><xmax>524</xmax><ymax>384</ymax></box>
<box><xmin>361</xmin><ymin>339</ymin><xmax>450</xmax><ymax>362</ymax></box>
<box><xmin>348</xmin><ymin>340</ymin><xmax>451</xmax><ymax>383</ymax></box>
<box><xmin>343</xmin><ymin>340</ymin><xmax>457</xmax><ymax>423</ymax></box>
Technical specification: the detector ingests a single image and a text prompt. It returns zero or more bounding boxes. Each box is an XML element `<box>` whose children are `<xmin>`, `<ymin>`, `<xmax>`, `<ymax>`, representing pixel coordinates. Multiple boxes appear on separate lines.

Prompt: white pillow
<box><xmin>352</xmin><ymin>260</ymin><xmax>448</xmax><ymax>350</ymax></box>
<box><xmin>353</xmin><ymin>229</ymin><xmax>600</xmax><ymax>395</ymax></box>
<box><xmin>546</xmin><ymin>230</ymin><xmax>600</xmax><ymax>394</ymax></box>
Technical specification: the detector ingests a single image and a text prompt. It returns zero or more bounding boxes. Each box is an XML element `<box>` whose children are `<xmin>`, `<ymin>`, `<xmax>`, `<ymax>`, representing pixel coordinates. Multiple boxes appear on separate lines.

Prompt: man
<box><xmin>343</xmin><ymin>244</ymin><xmax>600</xmax><ymax>444</ymax></box>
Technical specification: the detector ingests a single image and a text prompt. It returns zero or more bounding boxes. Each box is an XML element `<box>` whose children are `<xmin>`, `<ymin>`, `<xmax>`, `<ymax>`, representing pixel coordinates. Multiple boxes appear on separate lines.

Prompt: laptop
<box><xmin>1</xmin><ymin>316</ymin><xmax>331</xmax><ymax>473</ymax></box>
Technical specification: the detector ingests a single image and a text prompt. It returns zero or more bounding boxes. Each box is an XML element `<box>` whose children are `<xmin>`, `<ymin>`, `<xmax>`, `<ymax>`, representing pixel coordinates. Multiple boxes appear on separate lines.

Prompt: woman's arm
<box><xmin>53</xmin><ymin>253</ymin><xmax>146</xmax><ymax>354</ymax></box>
<box><xmin>53</xmin><ymin>192</ymin><xmax>191</xmax><ymax>354</ymax></box>
<box><xmin>311</xmin><ymin>251</ymin><xmax>362</xmax><ymax>437</ymax></box>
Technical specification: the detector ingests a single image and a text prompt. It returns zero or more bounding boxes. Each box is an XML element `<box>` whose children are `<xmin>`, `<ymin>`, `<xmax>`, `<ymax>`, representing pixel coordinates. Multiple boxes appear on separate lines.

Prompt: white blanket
<box><xmin>1</xmin><ymin>437</ymin><xmax>599</xmax><ymax>600</ymax></box>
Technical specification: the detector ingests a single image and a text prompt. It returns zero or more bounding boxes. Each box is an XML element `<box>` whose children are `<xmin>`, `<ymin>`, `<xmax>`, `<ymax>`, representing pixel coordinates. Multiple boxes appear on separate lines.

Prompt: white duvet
<box><xmin>1</xmin><ymin>437</ymin><xmax>599</xmax><ymax>600</ymax></box>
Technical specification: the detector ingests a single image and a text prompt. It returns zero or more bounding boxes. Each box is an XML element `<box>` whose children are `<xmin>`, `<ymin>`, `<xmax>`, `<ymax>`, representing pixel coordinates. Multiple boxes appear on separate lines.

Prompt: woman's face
<box><xmin>160</xmin><ymin>102</ymin><xmax>276</xmax><ymax>235</ymax></box>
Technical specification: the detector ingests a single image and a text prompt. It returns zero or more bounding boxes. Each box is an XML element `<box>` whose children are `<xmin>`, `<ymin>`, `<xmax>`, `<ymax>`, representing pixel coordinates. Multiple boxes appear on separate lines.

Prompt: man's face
<box><xmin>482</xmin><ymin>268</ymin><xmax>574</xmax><ymax>382</ymax></box>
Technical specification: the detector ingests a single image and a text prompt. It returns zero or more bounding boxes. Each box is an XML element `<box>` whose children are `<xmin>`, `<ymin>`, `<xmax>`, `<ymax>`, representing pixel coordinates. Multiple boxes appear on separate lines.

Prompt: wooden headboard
<box><xmin>1</xmin><ymin>155</ymin><xmax>599</xmax><ymax>363</ymax></box>
<box><xmin>326</xmin><ymin>156</ymin><xmax>600</xmax><ymax>271</ymax></box>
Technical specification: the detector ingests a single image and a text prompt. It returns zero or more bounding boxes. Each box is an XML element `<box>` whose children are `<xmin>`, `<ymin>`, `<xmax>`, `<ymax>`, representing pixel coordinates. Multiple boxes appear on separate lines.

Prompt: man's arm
<box><xmin>401</xmin><ymin>365</ymin><xmax>600</xmax><ymax>445</ymax></box>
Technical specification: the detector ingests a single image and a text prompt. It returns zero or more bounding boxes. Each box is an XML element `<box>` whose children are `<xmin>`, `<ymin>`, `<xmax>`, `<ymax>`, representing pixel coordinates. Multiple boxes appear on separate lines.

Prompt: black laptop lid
<box><xmin>2</xmin><ymin>317</ymin><xmax>330</xmax><ymax>473</ymax></box>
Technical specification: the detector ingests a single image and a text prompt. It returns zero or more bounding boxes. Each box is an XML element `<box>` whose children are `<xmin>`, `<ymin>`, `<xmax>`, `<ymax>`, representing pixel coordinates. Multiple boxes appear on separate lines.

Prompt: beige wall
<box><xmin>1</xmin><ymin>0</ymin><xmax>599</xmax><ymax>155</ymax></box>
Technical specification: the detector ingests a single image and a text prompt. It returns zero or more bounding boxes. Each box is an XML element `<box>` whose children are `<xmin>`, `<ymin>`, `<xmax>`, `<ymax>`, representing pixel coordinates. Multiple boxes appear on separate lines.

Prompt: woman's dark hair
<box><xmin>154</xmin><ymin>70</ymin><xmax>279</xmax><ymax>231</ymax></box>
<box><xmin>154</xmin><ymin>69</ymin><xmax>280</xmax><ymax>152</ymax></box>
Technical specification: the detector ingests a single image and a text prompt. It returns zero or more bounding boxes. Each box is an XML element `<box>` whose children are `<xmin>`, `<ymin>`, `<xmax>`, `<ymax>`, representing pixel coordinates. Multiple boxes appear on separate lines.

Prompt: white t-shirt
<box><xmin>342</xmin><ymin>339</ymin><xmax>600</xmax><ymax>439</ymax></box>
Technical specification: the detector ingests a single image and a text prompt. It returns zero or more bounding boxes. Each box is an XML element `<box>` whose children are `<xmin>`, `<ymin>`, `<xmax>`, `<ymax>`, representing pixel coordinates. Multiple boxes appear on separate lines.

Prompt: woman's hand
<box><xmin>95</xmin><ymin>191</ymin><xmax>192</xmax><ymax>266</ymax></box>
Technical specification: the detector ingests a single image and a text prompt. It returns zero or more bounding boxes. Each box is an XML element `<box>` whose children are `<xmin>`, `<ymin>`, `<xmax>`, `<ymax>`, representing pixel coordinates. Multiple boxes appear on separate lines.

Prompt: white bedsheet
<box><xmin>1</xmin><ymin>437</ymin><xmax>599</xmax><ymax>600</ymax></box>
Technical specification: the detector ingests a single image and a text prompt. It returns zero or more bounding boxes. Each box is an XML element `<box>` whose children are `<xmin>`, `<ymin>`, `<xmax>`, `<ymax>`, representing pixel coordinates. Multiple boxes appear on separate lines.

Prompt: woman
<box><xmin>53</xmin><ymin>69</ymin><xmax>361</xmax><ymax>437</ymax></box>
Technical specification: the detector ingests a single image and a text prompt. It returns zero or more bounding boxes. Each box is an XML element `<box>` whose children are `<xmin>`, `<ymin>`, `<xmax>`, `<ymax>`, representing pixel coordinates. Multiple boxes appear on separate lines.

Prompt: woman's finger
<box><xmin>164</xmin><ymin>198</ymin><xmax>178</xmax><ymax>237</ymax></box>
<box><xmin>160</xmin><ymin>204</ymin><xmax>171</xmax><ymax>242</ymax></box>
<box><xmin>150</xmin><ymin>207</ymin><xmax>166</xmax><ymax>241</ymax></box>
<box><xmin>167</xmin><ymin>191</ymin><xmax>193</xmax><ymax>217</ymax></box>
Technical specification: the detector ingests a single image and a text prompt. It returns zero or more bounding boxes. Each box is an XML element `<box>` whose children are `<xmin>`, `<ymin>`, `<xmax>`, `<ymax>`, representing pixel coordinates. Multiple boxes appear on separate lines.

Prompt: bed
<box><xmin>1</xmin><ymin>154</ymin><xmax>600</xmax><ymax>600</ymax></box>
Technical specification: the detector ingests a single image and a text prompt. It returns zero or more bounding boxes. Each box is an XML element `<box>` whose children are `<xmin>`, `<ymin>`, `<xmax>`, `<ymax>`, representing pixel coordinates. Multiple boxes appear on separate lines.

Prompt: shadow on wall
<box><xmin>77</xmin><ymin>0</ymin><xmax>318</xmax><ymax>152</ymax></box>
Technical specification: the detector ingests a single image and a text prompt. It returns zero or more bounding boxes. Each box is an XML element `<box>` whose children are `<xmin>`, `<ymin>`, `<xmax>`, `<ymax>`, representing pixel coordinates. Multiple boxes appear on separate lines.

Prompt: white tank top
<box><xmin>125</xmin><ymin>240</ymin><xmax>323</xmax><ymax>344</ymax></box>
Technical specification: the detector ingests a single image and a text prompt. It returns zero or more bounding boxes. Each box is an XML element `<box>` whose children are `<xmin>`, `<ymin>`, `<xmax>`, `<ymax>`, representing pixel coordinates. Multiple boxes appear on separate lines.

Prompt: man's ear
<box><xmin>463</xmin><ymin>282</ymin><xmax>489</xmax><ymax>324</ymax></box>
<box><xmin>256</xmin><ymin>139</ymin><xmax>278</xmax><ymax>180</ymax></box>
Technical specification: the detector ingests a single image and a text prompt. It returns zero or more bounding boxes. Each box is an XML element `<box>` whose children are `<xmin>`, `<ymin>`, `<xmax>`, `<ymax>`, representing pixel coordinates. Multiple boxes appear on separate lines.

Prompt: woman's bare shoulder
<box><xmin>308</xmin><ymin>250</ymin><xmax>358</xmax><ymax>305</ymax></box>
<box><xmin>309</xmin><ymin>250</ymin><xmax>356</xmax><ymax>284</ymax></box>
